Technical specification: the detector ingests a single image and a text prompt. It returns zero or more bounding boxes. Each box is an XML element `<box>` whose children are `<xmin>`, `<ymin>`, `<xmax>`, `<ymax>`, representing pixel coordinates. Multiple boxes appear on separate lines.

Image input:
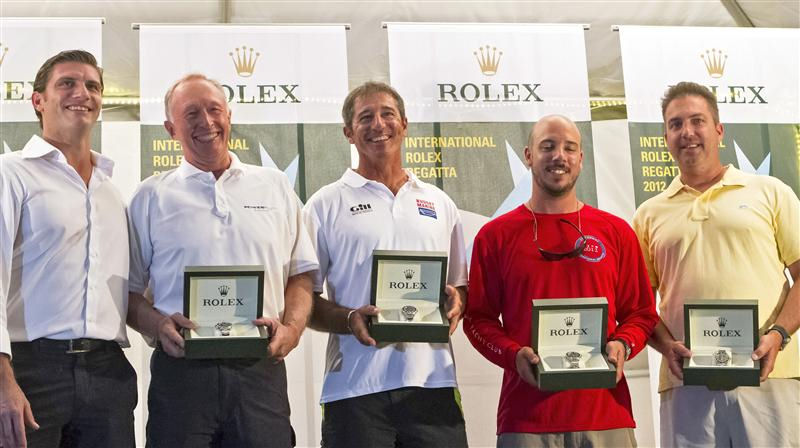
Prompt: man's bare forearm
<box><xmin>308</xmin><ymin>293</ymin><xmax>353</xmax><ymax>334</ymax></box>
<box><xmin>774</xmin><ymin>261</ymin><xmax>800</xmax><ymax>335</ymax></box>
<box><xmin>648</xmin><ymin>319</ymin><xmax>678</xmax><ymax>354</ymax></box>
<box><xmin>282</xmin><ymin>273</ymin><xmax>313</xmax><ymax>334</ymax></box>
<box><xmin>127</xmin><ymin>292</ymin><xmax>166</xmax><ymax>338</ymax></box>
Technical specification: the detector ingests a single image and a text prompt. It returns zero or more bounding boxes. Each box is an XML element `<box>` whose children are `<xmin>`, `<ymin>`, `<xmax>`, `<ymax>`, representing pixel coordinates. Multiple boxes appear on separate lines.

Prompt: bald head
<box><xmin>525</xmin><ymin>114</ymin><xmax>583</xmax><ymax>199</ymax></box>
<box><xmin>528</xmin><ymin>114</ymin><xmax>581</xmax><ymax>149</ymax></box>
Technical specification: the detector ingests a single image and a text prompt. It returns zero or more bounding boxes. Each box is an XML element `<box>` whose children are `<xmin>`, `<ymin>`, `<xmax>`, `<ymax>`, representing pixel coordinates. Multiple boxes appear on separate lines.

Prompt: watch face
<box><xmin>215</xmin><ymin>321</ymin><xmax>233</xmax><ymax>336</ymax></box>
<box><xmin>401</xmin><ymin>305</ymin><xmax>418</xmax><ymax>321</ymax></box>
<box><xmin>564</xmin><ymin>351</ymin><xmax>582</xmax><ymax>369</ymax></box>
<box><xmin>713</xmin><ymin>349</ymin><xmax>730</xmax><ymax>366</ymax></box>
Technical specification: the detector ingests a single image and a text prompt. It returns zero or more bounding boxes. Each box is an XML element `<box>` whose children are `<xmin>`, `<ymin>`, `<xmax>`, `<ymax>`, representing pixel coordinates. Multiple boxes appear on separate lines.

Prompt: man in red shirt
<box><xmin>464</xmin><ymin>114</ymin><xmax>658</xmax><ymax>447</ymax></box>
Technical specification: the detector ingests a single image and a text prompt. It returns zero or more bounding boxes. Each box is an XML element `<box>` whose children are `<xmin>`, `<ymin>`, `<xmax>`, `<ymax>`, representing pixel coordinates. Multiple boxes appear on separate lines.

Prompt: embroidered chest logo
<box><xmin>416</xmin><ymin>199</ymin><xmax>437</xmax><ymax>219</ymax></box>
<box><xmin>243</xmin><ymin>204</ymin><xmax>275</xmax><ymax>211</ymax></box>
<box><xmin>575</xmin><ymin>235</ymin><xmax>606</xmax><ymax>263</ymax></box>
<box><xmin>349</xmin><ymin>203</ymin><xmax>373</xmax><ymax>215</ymax></box>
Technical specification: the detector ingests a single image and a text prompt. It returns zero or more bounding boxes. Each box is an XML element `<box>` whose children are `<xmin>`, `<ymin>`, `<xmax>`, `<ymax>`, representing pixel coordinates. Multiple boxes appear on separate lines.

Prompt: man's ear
<box><xmin>343</xmin><ymin>126</ymin><xmax>355</xmax><ymax>144</ymax></box>
<box><xmin>164</xmin><ymin>120</ymin><xmax>176</xmax><ymax>139</ymax></box>
<box><xmin>31</xmin><ymin>91</ymin><xmax>44</xmax><ymax>113</ymax></box>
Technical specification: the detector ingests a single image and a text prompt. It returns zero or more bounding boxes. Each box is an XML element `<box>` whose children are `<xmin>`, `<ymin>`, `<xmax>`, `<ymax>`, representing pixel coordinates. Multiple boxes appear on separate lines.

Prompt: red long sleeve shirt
<box><xmin>464</xmin><ymin>204</ymin><xmax>658</xmax><ymax>434</ymax></box>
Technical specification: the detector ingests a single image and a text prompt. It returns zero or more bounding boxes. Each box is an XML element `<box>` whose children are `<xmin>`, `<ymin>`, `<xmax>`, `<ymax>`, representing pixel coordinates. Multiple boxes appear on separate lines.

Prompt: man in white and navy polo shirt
<box><xmin>303</xmin><ymin>82</ymin><xmax>469</xmax><ymax>447</ymax></box>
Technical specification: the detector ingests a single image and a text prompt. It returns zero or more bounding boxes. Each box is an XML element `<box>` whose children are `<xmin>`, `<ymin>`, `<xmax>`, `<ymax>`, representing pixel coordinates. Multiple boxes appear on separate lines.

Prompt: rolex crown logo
<box><xmin>0</xmin><ymin>43</ymin><xmax>8</xmax><ymax>67</ymax></box>
<box><xmin>564</xmin><ymin>316</ymin><xmax>575</xmax><ymax>327</ymax></box>
<box><xmin>218</xmin><ymin>285</ymin><xmax>230</xmax><ymax>297</ymax></box>
<box><xmin>474</xmin><ymin>45</ymin><xmax>502</xmax><ymax>76</ymax></box>
<box><xmin>403</xmin><ymin>269</ymin><xmax>415</xmax><ymax>280</ymax></box>
<box><xmin>701</xmin><ymin>48</ymin><xmax>727</xmax><ymax>79</ymax></box>
<box><xmin>717</xmin><ymin>317</ymin><xmax>727</xmax><ymax>328</ymax></box>
<box><xmin>229</xmin><ymin>45</ymin><xmax>260</xmax><ymax>77</ymax></box>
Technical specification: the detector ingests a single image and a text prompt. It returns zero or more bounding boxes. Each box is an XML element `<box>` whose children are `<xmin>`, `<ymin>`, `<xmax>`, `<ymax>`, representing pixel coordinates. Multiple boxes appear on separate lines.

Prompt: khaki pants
<box><xmin>498</xmin><ymin>428</ymin><xmax>636</xmax><ymax>448</ymax></box>
<box><xmin>660</xmin><ymin>378</ymin><xmax>800</xmax><ymax>447</ymax></box>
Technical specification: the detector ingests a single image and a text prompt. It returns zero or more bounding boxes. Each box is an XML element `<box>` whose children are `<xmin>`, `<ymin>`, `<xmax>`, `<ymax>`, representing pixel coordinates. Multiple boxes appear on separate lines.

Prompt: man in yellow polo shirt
<box><xmin>633</xmin><ymin>81</ymin><xmax>800</xmax><ymax>447</ymax></box>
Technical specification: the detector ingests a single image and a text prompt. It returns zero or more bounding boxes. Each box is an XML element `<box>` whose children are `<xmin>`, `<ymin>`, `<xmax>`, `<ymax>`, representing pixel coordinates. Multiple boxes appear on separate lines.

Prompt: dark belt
<box><xmin>12</xmin><ymin>338</ymin><xmax>117</xmax><ymax>354</ymax></box>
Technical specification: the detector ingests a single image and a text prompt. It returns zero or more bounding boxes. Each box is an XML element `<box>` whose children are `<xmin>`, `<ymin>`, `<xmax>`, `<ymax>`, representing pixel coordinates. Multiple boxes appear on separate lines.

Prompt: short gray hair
<box><xmin>164</xmin><ymin>73</ymin><xmax>227</xmax><ymax>120</ymax></box>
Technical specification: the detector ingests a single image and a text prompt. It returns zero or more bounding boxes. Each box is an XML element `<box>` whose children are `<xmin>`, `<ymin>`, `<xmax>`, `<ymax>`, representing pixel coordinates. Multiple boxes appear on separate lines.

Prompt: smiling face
<box><xmin>164</xmin><ymin>78</ymin><xmax>231</xmax><ymax>164</ymax></box>
<box><xmin>344</xmin><ymin>92</ymin><xmax>408</xmax><ymax>166</ymax></box>
<box><xmin>663</xmin><ymin>94</ymin><xmax>724</xmax><ymax>174</ymax></box>
<box><xmin>31</xmin><ymin>61</ymin><xmax>102</xmax><ymax>136</ymax></box>
<box><xmin>525</xmin><ymin>115</ymin><xmax>583</xmax><ymax>198</ymax></box>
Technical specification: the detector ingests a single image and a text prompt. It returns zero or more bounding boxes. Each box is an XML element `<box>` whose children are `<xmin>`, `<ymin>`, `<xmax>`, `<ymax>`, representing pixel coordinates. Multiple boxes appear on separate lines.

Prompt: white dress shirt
<box><xmin>128</xmin><ymin>153</ymin><xmax>318</xmax><ymax>319</ymax></box>
<box><xmin>0</xmin><ymin>135</ymin><xmax>130</xmax><ymax>356</ymax></box>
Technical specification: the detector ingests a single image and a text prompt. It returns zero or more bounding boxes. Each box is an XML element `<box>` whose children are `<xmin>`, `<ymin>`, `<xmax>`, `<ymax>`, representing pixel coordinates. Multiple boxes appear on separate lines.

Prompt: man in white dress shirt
<box><xmin>0</xmin><ymin>50</ymin><xmax>135</xmax><ymax>448</ymax></box>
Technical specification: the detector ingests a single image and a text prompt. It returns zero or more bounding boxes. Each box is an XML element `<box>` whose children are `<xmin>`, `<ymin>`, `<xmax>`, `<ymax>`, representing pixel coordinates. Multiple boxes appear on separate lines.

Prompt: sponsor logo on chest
<box><xmin>416</xmin><ymin>199</ymin><xmax>437</xmax><ymax>219</ymax></box>
<box><xmin>349</xmin><ymin>203</ymin><xmax>373</xmax><ymax>215</ymax></box>
<box><xmin>576</xmin><ymin>235</ymin><xmax>606</xmax><ymax>263</ymax></box>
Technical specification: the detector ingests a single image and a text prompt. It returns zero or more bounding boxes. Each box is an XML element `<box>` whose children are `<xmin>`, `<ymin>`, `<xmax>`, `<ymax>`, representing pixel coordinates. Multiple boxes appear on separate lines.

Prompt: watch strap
<box><xmin>613</xmin><ymin>338</ymin><xmax>632</xmax><ymax>360</ymax></box>
<box><xmin>768</xmin><ymin>324</ymin><xmax>791</xmax><ymax>351</ymax></box>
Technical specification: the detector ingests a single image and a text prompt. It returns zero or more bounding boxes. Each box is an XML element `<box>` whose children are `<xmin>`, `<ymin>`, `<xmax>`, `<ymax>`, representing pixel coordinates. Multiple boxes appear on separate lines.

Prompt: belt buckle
<box><xmin>65</xmin><ymin>339</ymin><xmax>92</xmax><ymax>354</ymax></box>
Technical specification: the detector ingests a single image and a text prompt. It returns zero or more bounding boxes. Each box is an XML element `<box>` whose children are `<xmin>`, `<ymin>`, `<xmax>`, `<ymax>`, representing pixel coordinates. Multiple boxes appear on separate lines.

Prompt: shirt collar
<box><xmin>341</xmin><ymin>168</ymin><xmax>420</xmax><ymax>189</ymax></box>
<box><xmin>21</xmin><ymin>134</ymin><xmax>115</xmax><ymax>177</ymax></box>
<box><xmin>176</xmin><ymin>151</ymin><xmax>245</xmax><ymax>179</ymax></box>
<box><xmin>664</xmin><ymin>164</ymin><xmax>745</xmax><ymax>198</ymax></box>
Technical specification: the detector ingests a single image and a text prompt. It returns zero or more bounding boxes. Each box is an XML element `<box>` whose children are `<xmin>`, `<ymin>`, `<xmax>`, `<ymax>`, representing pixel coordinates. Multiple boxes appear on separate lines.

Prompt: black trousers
<box><xmin>11</xmin><ymin>340</ymin><xmax>137</xmax><ymax>448</ymax></box>
<box><xmin>146</xmin><ymin>349</ymin><xmax>294</xmax><ymax>448</ymax></box>
<box><xmin>322</xmin><ymin>386</ymin><xmax>468</xmax><ymax>448</ymax></box>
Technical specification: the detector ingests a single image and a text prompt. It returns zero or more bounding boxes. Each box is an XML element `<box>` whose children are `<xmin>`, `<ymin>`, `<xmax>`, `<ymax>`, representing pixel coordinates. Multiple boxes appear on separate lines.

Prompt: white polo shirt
<box><xmin>0</xmin><ymin>135</ymin><xmax>129</xmax><ymax>356</ymax></box>
<box><xmin>303</xmin><ymin>169</ymin><xmax>468</xmax><ymax>403</ymax></box>
<box><xmin>128</xmin><ymin>153</ymin><xmax>318</xmax><ymax>319</ymax></box>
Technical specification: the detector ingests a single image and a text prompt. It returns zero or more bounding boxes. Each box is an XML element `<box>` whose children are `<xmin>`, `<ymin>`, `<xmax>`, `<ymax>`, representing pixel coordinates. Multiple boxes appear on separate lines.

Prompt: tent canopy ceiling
<box><xmin>2</xmin><ymin>0</ymin><xmax>797</xmax><ymax>119</ymax></box>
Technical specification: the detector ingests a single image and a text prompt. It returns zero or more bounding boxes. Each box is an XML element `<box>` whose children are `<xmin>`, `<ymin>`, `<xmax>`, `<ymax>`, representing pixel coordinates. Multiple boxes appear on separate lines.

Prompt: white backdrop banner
<box><xmin>387</xmin><ymin>23</ymin><xmax>595</xmax><ymax>240</ymax></box>
<box><xmin>0</xmin><ymin>18</ymin><xmax>102</xmax><ymax>152</ymax></box>
<box><xmin>619</xmin><ymin>25</ymin><xmax>800</xmax><ymax>205</ymax></box>
<box><xmin>138</xmin><ymin>24</ymin><xmax>350</xmax><ymax>199</ymax></box>
<box><xmin>389</xmin><ymin>23</ymin><xmax>590</xmax><ymax>123</ymax></box>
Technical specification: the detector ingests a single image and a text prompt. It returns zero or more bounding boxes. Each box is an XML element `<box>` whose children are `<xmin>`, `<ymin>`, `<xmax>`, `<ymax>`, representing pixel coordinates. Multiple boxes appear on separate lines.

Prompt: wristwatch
<box><xmin>713</xmin><ymin>349</ymin><xmax>731</xmax><ymax>366</ymax></box>
<box><xmin>768</xmin><ymin>324</ymin><xmax>791</xmax><ymax>351</ymax></box>
<box><xmin>613</xmin><ymin>338</ymin><xmax>632</xmax><ymax>360</ymax></box>
<box><xmin>565</xmin><ymin>351</ymin><xmax>582</xmax><ymax>369</ymax></box>
<box><xmin>401</xmin><ymin>305</ymin><xmax>418</xmax><ymax>322</ymax></box>
<box><xmin>215</xmin><ymin>321</ymin><xmax>233</xmax><ymax>336</ymax></box>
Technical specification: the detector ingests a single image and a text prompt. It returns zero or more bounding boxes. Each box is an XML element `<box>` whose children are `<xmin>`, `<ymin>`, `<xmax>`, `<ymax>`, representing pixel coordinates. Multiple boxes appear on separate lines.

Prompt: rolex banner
<box><xmin>138</xmin><ymin>25</ymin><xmax>349</xmax><ymax>198</ymax></box>
<box><xmin>619</xmin><ymin>26</ymin><xmax>800</xmax><ymax>206</ymax></box>
<box><xmin>387</xmin><ymin>23</ymin><xmax>596</xmax><ymax>242</ymax></box>
<box><xmin>0</xmin><ymin>18</ymin><xmax>102</xmax><ymax>153</ymax></box>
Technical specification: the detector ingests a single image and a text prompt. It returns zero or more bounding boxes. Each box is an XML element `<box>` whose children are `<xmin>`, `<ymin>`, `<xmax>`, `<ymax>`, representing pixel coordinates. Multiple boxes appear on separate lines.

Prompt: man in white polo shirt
<box><xmin>303</xmin><ymin>81</ymin><xmax>468</xmax><ymax>447</ymax></box>
<box><xmin>126</xmin><ymin>73</ymin><xmax>318</xmax><ymax>448</ymax></box>
<box><xmin>0</xmin><ymin>50</ymin><xmax>135</xmax><ymax>448</ymax></box>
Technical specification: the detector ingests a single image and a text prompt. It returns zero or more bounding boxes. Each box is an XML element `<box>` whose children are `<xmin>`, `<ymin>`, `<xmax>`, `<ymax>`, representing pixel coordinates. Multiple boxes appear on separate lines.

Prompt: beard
<box><xmin>533</xmin><ymin>170</ymin><xmax>579</xmax><ymax>197</ymax></box>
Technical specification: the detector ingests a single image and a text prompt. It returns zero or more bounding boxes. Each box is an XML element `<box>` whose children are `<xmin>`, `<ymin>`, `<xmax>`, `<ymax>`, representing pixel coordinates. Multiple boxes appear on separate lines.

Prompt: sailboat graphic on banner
<box><xmin>259</xmin><ymin>142</ymin><xmax>299</xmax><ymax>187</ymax></box>
<box><xmin>734</xmin><ymin>140</ymin><xmax>770</xmax><ymax>175</ymax></box>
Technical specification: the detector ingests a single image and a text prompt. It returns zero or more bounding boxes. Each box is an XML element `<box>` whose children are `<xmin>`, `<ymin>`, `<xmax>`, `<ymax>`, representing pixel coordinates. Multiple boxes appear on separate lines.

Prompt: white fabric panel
<box><xmin>620</xmin><ymin>26</ymin><xmax>800</xmax><ymax>124</ymax></box>
<box><xmin>0</xmin><ymin>18</ymin><xmax>102</xmax><ymax>122</ymax></box>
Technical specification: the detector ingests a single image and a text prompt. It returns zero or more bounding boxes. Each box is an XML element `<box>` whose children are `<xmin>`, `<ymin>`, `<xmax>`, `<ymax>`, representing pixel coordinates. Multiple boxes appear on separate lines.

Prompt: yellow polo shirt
<box><xmin>633</xmin><ymin>165</ymin><xmax>800</xmax><ymax>392</ymax></box>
